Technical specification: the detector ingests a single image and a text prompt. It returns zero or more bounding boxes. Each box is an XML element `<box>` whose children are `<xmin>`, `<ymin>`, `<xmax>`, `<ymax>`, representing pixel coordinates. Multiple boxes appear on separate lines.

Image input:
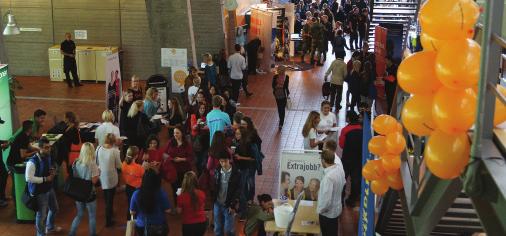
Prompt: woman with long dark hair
<box><xmin>233</xmin><ymin>127</ymin><xmax>258</xmax><ymax>216</ymax></box>
<box><xmin>59</xmin><ymin>111</ymin><xmax>80</xmax><ymax>168</ymax></box>
<box><xmin>240</xmin><ymin>116</ymin><xmax>262</xmax><ymax>152</ymax></box>
<box><xmin>130</xmin><ymin>169</ymin><xmax>170</xmax><ymax>236</ymax></box>
<box><xmin>207</xmin><ymin>131</ymin><xmax>232</xmax><ymax>178</ymax></box>
<box><xmin>272</xmin><ymin>66</ymin><xmax>290</xmax><ymax>130</ymax></box>
<box><xmin>166</xmin><ymin>97</ymin><xmax>184</xmax><ymax>138</ymax></box>
<box><xmin>177</xmin><ymin>171</ymin><xmax>207</xmax><ymax>236</ymax></box>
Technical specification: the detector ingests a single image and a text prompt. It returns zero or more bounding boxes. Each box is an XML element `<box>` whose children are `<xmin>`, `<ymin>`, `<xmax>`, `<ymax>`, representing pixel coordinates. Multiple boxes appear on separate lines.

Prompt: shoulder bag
<box><xmin>144</xmin><ymin>214</ymin><xmax>169</xmax><ymax>236</ymax></box>
<box><xmin>63</xmin><ymin>162</ymin><xmax>94</xmax><ymax>202</ymax></box>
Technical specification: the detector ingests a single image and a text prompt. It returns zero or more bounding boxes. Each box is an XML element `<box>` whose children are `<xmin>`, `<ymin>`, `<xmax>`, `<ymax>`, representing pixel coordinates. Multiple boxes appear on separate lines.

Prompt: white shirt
<box><xmin>303</xmin><ymin>128</ymin><xmax>318</xmax><ymax>150</ymax></box>
<box><xmin>187</xmin><ymin>85</ymin><xmax>199</xmax><ymax>105</ymax></box>
<box><xmin>317</xmin><ymin>164</ymin><xmax>345</xmax><ymax>218</ymax></box>
<box><xmin>25</xmin><ymin>154</ymin><xmax>45</xmax><ymax>184</ymax></box>
<box><xmin>94</xmin><ymin>122</ymin><xmax>120</xmax><ymax>146</ymax></box>
<box><xmin>96</xmin><ymin>146</ymin><xmax>122</xmax><ymax>189</ymax></box>
<box><xmin>227</xmin><ymin>53</ymin><xmax>246</xmax><ymax>80</ymax></box>
<box><xmin>318</xmin><ymin>112</ymin><xmax>337</xmax><ymax>131</ymax></box>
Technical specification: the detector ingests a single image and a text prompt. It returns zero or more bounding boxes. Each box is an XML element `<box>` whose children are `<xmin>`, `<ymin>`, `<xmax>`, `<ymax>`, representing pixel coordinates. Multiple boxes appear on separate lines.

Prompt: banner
<box><xmin>358</xmin><ymin>115</ymin><xmax>375</xmax><ymax>236</ymax></box>
<box><xmin>161</xmin><ymin>48</ymin><xmax>187</xmax><ymax>68</ymax></box>
<box><xmin>171</xmin><ymin>66</ymin><xmax>188</xmax><ymax>93</ymax></box>
<box><xmin>105</xmin><ymin>53</ymin><xmax>122</xmax><ymax>123</ymax></box>
<box><xmin>374</xmin><ymin>26</ymin><xmax>388</xmax><ymax>115</ymax></box>
<box><xmin>0</xmin><ymin>64</ymin><xmax>12</xmax><ymax>164</ymax></box>
<box><xmin>249</xmin><ymin>8</ymin><xmax>273</xmax><ymax>71</ymax></box>
<box><xmin>379</xmin><ymin>23</ymin><xmax>405</xmax><ymax>63</ymax></box>
<box><xmin>278</xmin><ymin>150</ymin><xmax>322</xmax><ymax>201</ymax></box>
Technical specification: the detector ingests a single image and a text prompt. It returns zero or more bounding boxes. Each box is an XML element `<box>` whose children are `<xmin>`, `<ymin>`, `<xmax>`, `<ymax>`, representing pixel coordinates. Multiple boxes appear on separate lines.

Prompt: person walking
<box><xmin>25</xmin><ymin>137</ymin><xmax>63</xmax><ymax>236</ymax></box>
<box><xmin>349</xmin><ymin>60</ymin><xmax>362</xmax><ymax>111</ymax></box>
<box><xmin>300</xmin><ymin>11</ymin><xmax>313</xmax><ymax>63</ymax></box>
<box><xmin>177</xmin><ymin>171</ymin><xmax>207</xmax><ymax>236</ymax></box>
<box><xmin>348</xmin><ymin>7</ymin><xmax>360</xmax><ymax>50</ymax></box>
<box><xmin>96</xmin><ymin>133</ymin><xmax>122</xmax><ymax>227</ymax></box>
<box><xmin>213</xmin><ymin>154</ymin><xmax>241</xmax><ymax>236</ymax></box>
<box><xmin>324</xmin><ymin>54</ymin><xmax>348</xmax><ymax>112</ymax></box>
<box><xmin>309</xmin><ymin>17</ymin><xmax>325</xmax><ymax>66</ymax></box>
<box><xmin>68</xmin><ymin>142</ymin><xmax>100</xmax><ymax>236</ymax></box>
<box><xmin>272</xmin><ymin>66</ymin><xmax>290</xmax><ymax>130</ymax></box>
<box><xmin>228</xmin><ymin>44</ymin><xmax>247</xmax><ymax>102</ymax></box>
<box><xmin>333</xmin><ymin>30</ymin><xmax>349</xmax><ymax>60</ymax></box>
<box><xmin>60</xmin><ymin>32</ymin><xmax>82</xmax><ymax>88</ymax></box>
<box><xmin>130</xmin><ymin>169</ymin><xmax>171</xmax><ymax>236</ymax></box>
<box><xmin>317</xmin><ymin>149</ymin><xmax>345</xmax><ymax>236</ymax></box>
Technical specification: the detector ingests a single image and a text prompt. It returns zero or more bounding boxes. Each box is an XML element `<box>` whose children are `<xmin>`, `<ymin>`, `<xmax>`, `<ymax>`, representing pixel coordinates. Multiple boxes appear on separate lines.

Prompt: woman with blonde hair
<box><xmin>177</xmin><ymin>171</ymin><xmax>207</xmax><ymax>236</ymax></box>
<box><xmin>68</xmin><ymin>142</ymin><xmax>100</xmax><ymax>236</ymax></box>
<box><xmin>96</xmin><ymin>133</ymin><xmax>122</xmax><ymax>227</ymax></box>
<box><xmin>94</xmin><ymin>110</ymin><xmax>120</xmax><ymax>146</ymax></box>
<box><xmin>302</xmin><ymin>111</ymin><xmax>322</xmax><ymax>150</ymax></box>
<box><xmin>125</xmin><ymin>100</ymin><xmax>151</xmax><ymax>149</ymax></box>
<box><xmin>348</xmin><ymin>60</ymin><xmax>362</xmax><ymax>111</ymax></box>
<box><xmin>143</xmin><ymin>87</ymin><xmax>160</xmax><ymax>119</ymax></box>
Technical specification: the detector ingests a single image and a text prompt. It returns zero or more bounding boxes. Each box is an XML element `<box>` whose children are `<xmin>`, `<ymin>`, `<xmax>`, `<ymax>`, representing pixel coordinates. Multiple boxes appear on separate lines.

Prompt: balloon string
<box><xmin>459</xmin><ymin>1</ymin><xmax>464</xmax><ymax>30</ymax></box>
<box><xmin>431</xmin><ymin>41</ymin><xmax>437</xmax><ymax>52</ymax></box>
<box><xmin>422</xmin><ymin>123</ymin><xmax>435</xmax><ymax>131</ymax></box>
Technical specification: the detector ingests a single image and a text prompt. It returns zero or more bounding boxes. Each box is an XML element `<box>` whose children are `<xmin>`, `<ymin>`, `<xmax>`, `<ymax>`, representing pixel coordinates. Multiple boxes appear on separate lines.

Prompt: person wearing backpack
<box><xmin>25</xmin><ymin>137</ymin><xmax>63</xmax><ymax>236</ymax></box>
<box><xmin>68</xmin><ymin>142</ymin><xmax>100</xmax><ymax>236</ymax></box>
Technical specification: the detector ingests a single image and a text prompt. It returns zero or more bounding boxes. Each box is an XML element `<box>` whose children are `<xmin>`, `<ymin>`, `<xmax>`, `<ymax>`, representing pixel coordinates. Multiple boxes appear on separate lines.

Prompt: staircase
<box><xmin>367</xmin><ymin>0</ymin><xmax>419</xmax><ymax>50</ymax></box>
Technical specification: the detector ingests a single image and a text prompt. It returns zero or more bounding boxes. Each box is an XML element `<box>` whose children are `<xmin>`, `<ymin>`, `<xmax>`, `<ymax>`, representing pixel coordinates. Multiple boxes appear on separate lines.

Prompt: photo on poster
<box><xmin>105</xmin><ymin>53</ymin><xmax>122</xmax><ymax>123</ymax></box>
<box><xmin>278</xmin><ymin>150</ymin><xmax>323</xmax><ymax>201</ymax></box>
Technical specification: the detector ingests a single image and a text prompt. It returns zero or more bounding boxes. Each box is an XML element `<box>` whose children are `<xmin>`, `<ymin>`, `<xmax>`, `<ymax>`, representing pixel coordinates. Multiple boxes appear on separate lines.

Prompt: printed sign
<box><xmin>161</xmin><ymin>48</ymin><xmax>188</xmax><ymax>68</ymax></box>
<box><xmin>105</xmin><ymin>53</ymin><xmax>122</xmax><ymax>123</ymax></box>
<box><xmin>0</xmin><ymin>65</ymin><xmax>13</xmax><ymax>162</ymax></box>
<box><xmin>74</xmin><ymin>30</ymin><xmax>87</xmax><ymax>40</ymax></box>
<box><xmin>171</xmin><ymin>66</ymin><xmax>188</xmax><ymax>93</ymax></box>
<box><xmin>358</xmin><ymin>115</ymin><xmax>375</xmax><ymax>236</ymax></box>
<box><xmin>278</xmin><ymin>150</ymin><xmax>322</xmax><ymax>201</ymax></box>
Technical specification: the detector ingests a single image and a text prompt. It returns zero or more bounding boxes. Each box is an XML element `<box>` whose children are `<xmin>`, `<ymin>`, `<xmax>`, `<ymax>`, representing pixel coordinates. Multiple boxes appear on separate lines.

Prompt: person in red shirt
<box><xmin>177</xmin><ymin>171</ymin><xmax>207</xmax><ymax>236</ymax></box>
<box><xmin>163</xmin><ymin>126</ymin><xmax>195</xmax><ymax>204</ymax></box>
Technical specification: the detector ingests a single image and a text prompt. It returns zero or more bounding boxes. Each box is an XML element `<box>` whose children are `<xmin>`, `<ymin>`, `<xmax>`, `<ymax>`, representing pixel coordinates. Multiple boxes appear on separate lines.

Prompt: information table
<box><xmin>264</xmin><ymin>199</ymin><xmax>321</xmax><ymax>235</ymax></box>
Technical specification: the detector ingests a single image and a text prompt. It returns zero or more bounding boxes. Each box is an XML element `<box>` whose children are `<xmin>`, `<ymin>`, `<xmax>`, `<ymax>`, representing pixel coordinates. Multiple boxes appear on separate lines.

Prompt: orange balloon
<box><xmin>401</xmin><ymin>95</ymin><xmax>437</xmax><ymax>136</ymax></box>
<box><xmin>381</xmin><ymin>154</ymin><xmax>401</xmax><ymax>173</ymax></box>
<box><xmin>432</xmin><ymin>87</ymin><xmax>477</xmax><ymax>134</ymax></box>
<box><xmin>385</xmin><ymin>132</ymin><xmax>406</xmax><ymax>154</ymax></box>
<box><xmin>494</xmin><ymin>85</ymin><xmax>506</xmax><ymax>126</ymax></box>
<box><xmin>395</xmin><ymin>123</ymin><xmax>403</xmax><ymax>133</ymax></box>
<box><xmin>386</xmin><ymin>172</ymin><xmax>404</xmax><ymax>190</ymax></box>
<box><xmin>368</xmin><ymin>136</ymin><xmax>387</xmax><ymax>156</ymax></box>
<box><xmin>425</xmin><ymin>130</ymin><xmax>471</xmax><ymax>179</ymax></box>
<box><xmin>420</xmin><ymin>32</ymin><xmax>444</xmax><ymax>52</ymax></box>
<box><xmin>371</xmin><ymin>178</ymin><xmax>389</xmax><ymax>196</ymax></box>
<box><xmin>362</xmin><ymin>159</ymin><xmax>385</xmax><ymax>181</ymax></box>
<box><xmin>436</xmin><ymin>38</ymin><xmax>481</xmax><ymax>89</ymax></box>
<box><xmin>419</xmin><ymin>0</ymin><xmax>480</xmax><ymax>40</ymax></box>
<box><xmin>373</xmin><ymin>115</ymin><xmax>399</xmax><ymax>135</ymax></box>
<box><xmin>397</xmin><ymin>51</ymin><xmax>442</xmax><ymax>95</ymax></box>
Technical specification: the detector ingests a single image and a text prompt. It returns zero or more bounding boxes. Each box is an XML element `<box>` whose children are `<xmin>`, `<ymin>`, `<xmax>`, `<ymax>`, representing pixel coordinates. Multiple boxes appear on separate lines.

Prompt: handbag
<box><xmin>22</xmin><ymin>185</ymin><xmax>38</xmax><ymax>211</ymax></box>
<box><xmin>125</xmin><ymin>215</ymin><xmax>136</xmax><ymax>236</ymax></box>
<box><xmin>144</xmin><ymin>215</ymin><xmax>169</xmax><ymax>236</ymax></box>
<box><xmin>63</xmin><ymin>162</ymin><xmax>94</xmax><ymax>202</ymax></box>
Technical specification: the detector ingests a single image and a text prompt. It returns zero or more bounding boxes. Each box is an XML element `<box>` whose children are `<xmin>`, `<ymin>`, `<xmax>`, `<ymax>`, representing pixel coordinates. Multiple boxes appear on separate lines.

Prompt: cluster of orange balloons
<box><xmin>363</xmin><ymin>115</ymin><xmax>406</xmax><ymax>195</ymax></box>
<box><xmin>396</xmin><ymin>0</ymin><xmax>506</xmax><ymax>180</ymax></box>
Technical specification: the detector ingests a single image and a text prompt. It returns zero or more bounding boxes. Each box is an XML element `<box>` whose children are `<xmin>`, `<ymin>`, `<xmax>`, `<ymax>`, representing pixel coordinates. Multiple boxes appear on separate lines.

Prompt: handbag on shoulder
<box><xmin>63</xmin><ymin>162</ymin><xmax>94</xmax><ymax>202</ymax></box>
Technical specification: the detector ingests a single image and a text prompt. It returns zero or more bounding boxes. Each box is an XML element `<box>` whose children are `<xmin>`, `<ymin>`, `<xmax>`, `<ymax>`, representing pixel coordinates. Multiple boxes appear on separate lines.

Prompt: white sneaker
<box><xmin>46</xmin><ymin>226</ymin><xmax>62</xmax><ymax>234</ymax></box>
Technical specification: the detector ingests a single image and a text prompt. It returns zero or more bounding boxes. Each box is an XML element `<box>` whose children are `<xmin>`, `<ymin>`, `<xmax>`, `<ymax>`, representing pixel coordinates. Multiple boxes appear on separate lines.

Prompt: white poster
<box><xmin>155</xmin><ymin>86</ymin><xmax>167</xmax><ymax>113</ymax></box>
<box><xmin>171</xmin><ymin>66</ymin><xmax>188</xmax><ymax>93</ymax></box>
<box><xmin>74</xmin><ymin>30</ymin><xmax>87</xmax><ymax>40</ymax></box>
<box><xmin>105</xmin><ymin>52</ymin><xmax>122</xmax><ymax>123</ymax></box>
<box><xmin>161</xmin><ymin>48</ymin><xmax>188</xmax><ymax>68</ymax></box>
<box><xmin>278</xmin><ymin>150</ymin><xmax>323</xmax><ymax>201</ymax></box>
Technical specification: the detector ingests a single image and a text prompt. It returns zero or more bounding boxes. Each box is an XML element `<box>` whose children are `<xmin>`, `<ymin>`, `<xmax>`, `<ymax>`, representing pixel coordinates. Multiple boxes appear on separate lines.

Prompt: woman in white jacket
<box><xmin>96</xmin><ymin>133</ymin><xmax>121</xmax><ymax>227</ymax></box>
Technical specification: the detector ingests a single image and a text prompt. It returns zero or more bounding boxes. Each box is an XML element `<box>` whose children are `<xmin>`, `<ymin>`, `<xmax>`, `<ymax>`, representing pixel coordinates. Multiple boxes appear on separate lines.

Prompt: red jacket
<box><xmin>162</xmin><ymin>139</ymin><xmax>194</xmax><ymax>173</ymax></box>
<box><xmin>339</xmin><ymin>124</ymin><xmax>362</xmax><ymax>148</ymax></box>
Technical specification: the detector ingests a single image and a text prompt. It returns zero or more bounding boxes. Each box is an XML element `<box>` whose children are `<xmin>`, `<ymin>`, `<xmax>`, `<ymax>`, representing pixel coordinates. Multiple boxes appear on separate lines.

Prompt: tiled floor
<box><xmin>2</xmin><ymin>49</ymin><xmax>358</xmax><ymax>235</ymax></box>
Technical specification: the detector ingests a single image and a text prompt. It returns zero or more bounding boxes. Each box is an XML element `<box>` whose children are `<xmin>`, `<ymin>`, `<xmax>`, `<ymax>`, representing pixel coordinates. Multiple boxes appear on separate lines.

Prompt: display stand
<box><xmin>147</xmin><ymin>74</ymin><xmax>169</xmax><ymax>114</ymax></box>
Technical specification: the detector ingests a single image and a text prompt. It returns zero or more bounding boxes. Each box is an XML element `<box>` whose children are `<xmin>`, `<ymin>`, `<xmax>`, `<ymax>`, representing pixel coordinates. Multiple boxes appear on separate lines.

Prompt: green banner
<box><xmin>0</xmin><ymin>64</ymin><xmax>12</xmax><ymax>164</ymax></box>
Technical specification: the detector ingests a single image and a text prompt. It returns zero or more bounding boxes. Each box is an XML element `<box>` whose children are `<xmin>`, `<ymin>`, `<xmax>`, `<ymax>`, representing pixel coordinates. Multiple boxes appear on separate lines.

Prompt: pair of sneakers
<box><xmin>46</xmin><ymin>226</ymin><xmax>63</xmax><ymax>234</ymax></box>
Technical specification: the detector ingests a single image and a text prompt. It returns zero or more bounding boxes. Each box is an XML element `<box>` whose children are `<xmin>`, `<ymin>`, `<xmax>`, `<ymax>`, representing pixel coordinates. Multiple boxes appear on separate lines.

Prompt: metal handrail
<box><xmin>488</xmin><ymin>82</ymin><xmax>506</xmax><ymax>105</ymax></box>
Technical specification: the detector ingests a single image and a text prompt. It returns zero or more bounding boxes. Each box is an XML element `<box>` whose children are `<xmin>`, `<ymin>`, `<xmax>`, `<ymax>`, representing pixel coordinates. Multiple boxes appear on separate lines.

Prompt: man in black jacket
<box><xmin>213</xmin><ymin>155</ymin><xmax>241</xmax><ymax>236</ymax></box>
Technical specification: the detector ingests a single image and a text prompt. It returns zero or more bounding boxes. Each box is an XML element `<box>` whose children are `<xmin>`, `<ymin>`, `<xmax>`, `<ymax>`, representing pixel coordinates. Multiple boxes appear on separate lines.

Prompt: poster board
<box><xmin>249</xmin><ymin>8</ymin><xmax>273</xmax><ymax>71</ymax></box>
<box><xmin>358</xmin><ymin>115</ymin><xmax>375</xmax><ymax>236</ymax></box>
<box><xmin>374</xmin><ymin>26</ymin><xmax>388</xmax><ymax>115</ymax></box>
<box><xmin>161</xmin><ymin>48</ymin><xmax>188</xmax><ymax>93</ymax></box>
<box><xmin>0</xmin><ymin>65</ymin><xmax>12</xmax><ymax>163</ymax></box>
<box><xmin>105</xmin><ymin>53</ymin><xmax>122</xmax><ymax>123</ymax></box>
<box><xmin>278</xmin><ymin>150</ymin><xmax>322</xmax><ymax>201</ymax></box>
<box><xmin>171</xmin><ymin>67</ymin><xmax>188</xmax><ymax>93</ymax></box>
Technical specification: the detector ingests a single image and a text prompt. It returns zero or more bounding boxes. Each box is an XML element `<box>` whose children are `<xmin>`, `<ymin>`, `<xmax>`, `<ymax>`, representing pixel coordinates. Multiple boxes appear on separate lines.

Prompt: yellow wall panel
<box><xmin>52</xmin><ymin>0</ymin><xmax>119</xmax><ymax>10</ymax></box>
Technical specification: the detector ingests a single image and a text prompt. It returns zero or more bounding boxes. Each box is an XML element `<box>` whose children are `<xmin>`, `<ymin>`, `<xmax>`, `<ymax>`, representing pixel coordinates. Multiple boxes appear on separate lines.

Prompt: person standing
<box><xmin>96</xmin><ymin>133</ymin><xmax>122</xmax><ymax>227</ymax></box>
<box><xmin>121</xmin><ymin>146</ymin><xmax>144</xmax><ymax>220</ymax></box>
<box><xmin>68</xmin><ymin>142</ymin><xmax>100</xmax><ymax>236</ymax></box>
<box><xmin>321</xmin><ymin>15</ymin><xmax>333</xmax><ymax>62</ymax></box>
<box><xmin>348</xmin><ymin>7</ymin><xmax>360</xmax><ymax>50</ymax></box>
<box><xmin>324</xmin><ymin>54</ymin><xmax>348</xmax><ymax>112</ymax></box>
<box><xmin>228</xmin><ymin>44</ymin><xmax>247</xmax><ymax>102</ymax></box>
<box><xmin>317</xmin><ymin>149</ymin><xmax>345</xmax><ymax>236</ymax></box>
<box><xmin>60</xmin><ymin>33</ymin><xmax>82</xmax><ymax>88</ymax></box>
<box><xmin>206</xmin><ymin>95</ymin><xmax>231</xmax><ymax>145</ymax></box>
<box><xmin>300</xmin><ymin>12</ymin><xmax>313</xmax><ymax>64</ymax></box>
<box><xmin>177</xmin><ymin>171</ymin><xmax>207</xmax><ymax>236</ymax></box>
<box><xmin>26</xmin><ymin>137</ymin><xmax>63</xmax><ymax>236</ymax></box>
<box><xmin>213</xmin><ymin>154</ymin><xmax>241</xmax><ymax>236</ymax></box>
<box><xmin>143</xmin><ymin>87</ymin><xmax>160</xmax><ymax>119</ymax></box>
<box><xmin>384</xmin><ymin>57</ymin><xmax>398</xmax><ymax>114</ymax></box>
<box><xmin>333</xmin><ymin>30</ymin><xmax>349</xmax><ymax>60</ymax></box>
<box><xmin>10</xmin><ymin>109</ymin><xmax>46</xmax><ymax>142</ymax></box>
<box><xmin>94</xmin><ymin>110</ymin><xmax>120</xmax><ymax>146</ymax></box>
<box><xmin>272</xmin><ymin>66</ymin><xmax>290</xmax><ymax>130</ymax></box>
<box><xmin>130</xmin><ymin>75</ymin><xmax>144</xmax><ymax>101</ymax></box>
<box><xmin>309</xmin><ymin>17</ymin><xmax>325</xmax><ymax>66</ymax></box>
<box><xmin>302</xmin><ymin>111</ymin><xmax>323</xmax><ymax>150</ymax></box>
<box><xmin>358</xmin><ymin>8</ymin><xmax>369</xmax><ymax>50</ymax></box>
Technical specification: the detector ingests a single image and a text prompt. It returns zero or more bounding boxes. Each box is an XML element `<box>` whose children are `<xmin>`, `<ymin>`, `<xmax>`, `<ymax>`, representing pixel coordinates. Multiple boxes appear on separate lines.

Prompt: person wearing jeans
<box><xmin>69</xmin><ymin>142</ymin><xmax>100</xmax><ymax>236</ymax></box>
<box><xmin>325</xmin><ymin>55</ymin><xmax>348</xmax><ymax>112</ymax></box>
<box><xmin>228</xmin><ymin>44</ymin><xmax>247</xmax><ymax>102</ymax></box>
<box><xmin>213</xmin><ymin>155</ymin><xmax>241</xmax><ymax>236</ymax></box>
<box><xmin>272</xmin><ymin>66</ymin><xmax>290</xmax><ymax>130</ymax></box>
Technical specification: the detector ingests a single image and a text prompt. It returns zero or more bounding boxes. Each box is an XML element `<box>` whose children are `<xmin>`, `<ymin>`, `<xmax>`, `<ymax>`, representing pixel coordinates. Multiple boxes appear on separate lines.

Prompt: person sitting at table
<box><xmin>289</xmin><ymin>176</ymin><xmax>306</xmax><ymax>200</ymax></box>
<box><xmin>304</xmin><ymin>178</ymin><xmax>320</xmax><ymax>201</ymax></box>
<box><xmin>59</xmin><ymin>111</ymin><xmax>81</xmax><ymax>170</ymax></box>
<box><xmin>143</xmin><ymin>87</ymin><xmax>160</xmax><ymax>120</ymax></box>
<box><xmin>95</xmin><ymin>110</ymin><xmax>120</xmax><ymax>146</ymax></box>
<box><xmin>10</xmin><ymin>109</ymin><xmax>46</xmax><ymax>143</ymax></box>
<box><xmin>244</xmin><ymin>193</ymin><xmax>274</xmax><ymax>236</ymax></box>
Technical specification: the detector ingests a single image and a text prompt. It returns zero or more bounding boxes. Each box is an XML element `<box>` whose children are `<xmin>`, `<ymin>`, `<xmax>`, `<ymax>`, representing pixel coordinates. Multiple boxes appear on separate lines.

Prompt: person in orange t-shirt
<box><xmin>122</xmin><ymin>146</ymin><xmax>145</xmax><ymax>220</ymax></box>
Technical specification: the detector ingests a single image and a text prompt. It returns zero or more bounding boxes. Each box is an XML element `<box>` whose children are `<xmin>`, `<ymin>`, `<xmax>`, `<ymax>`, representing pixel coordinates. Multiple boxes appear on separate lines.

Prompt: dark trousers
<box><xmin>350</xmin><ymin>92</ymin><xmax>361</xmax><ymax>111</ymax></box>
<box><xmin>125</xmin><ymin>185</ymin><xmax>136</xmax><ymax>220</ymax></box>
<box><xmin>231</xmin><ymin>79</ymin><xmax>242</xmax><ymax>102</ymax></box>
<box><xmin>275</xmin><ymin>98</ymin><xmax>287</xmax><ymax>126</ymax></box>
<box><xmin>171</xmin><ymin>172</ymin><xmax>185</xmax><ymax>205</ymax></box>
<box><xmin>329</xmin><ymin>84</ymin><xmax>343</xmax><ymax>111</ymax></box>
<box><xmin>248</xmin><ymin>55</ymin><xmax>258</xmax><ymax>74</ymax></box>
<box><xmin>64</xmin><ymin>59</ymin><xmax>80</xmax><ymax>86</ymax></box>
<box><xmin>349</xmin><ymin>33</ymin><xmax>359</xmax><ymax>50</ymax></box>
<box><xmin>182</xmin><ymin>222</ymin><xmax>207</xmax><ymax>236</ymax></box>
<box><xmin>385</xmin><ymin>80</ymin><xmax>397</xmax><ymax>114</ymax></box>
<box><xmin>319</xmin><ymin>214</ymin><xmax>339</xmax><ymax>236</ymax></box>
<box><xmin>343</xmin><ymin>161</ymin><xmax>362</xmax><ymax>204</ymax></box>
<box><xmin>242</xmin><ymin>72</ymin><xmax>250</xmax><ymax>94</ymax></box>
<box><xmin>0</xmin><ymin>156</ymin><xmax>7</xmax><ymax>200</ymax></box>
<box><xmin>103</xmin><ymin>188</ymin><xmax>116</xmax><ymax>225</ymax></box>
<box><xmin>358</xmin><ymin>29</ymin><xmax>367</xmax><ymax>50</ymax></box>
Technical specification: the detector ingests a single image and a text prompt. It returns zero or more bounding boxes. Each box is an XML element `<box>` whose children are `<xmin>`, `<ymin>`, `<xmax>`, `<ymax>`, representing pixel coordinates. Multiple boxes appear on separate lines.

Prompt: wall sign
<box><xmin>74</xmin><ymin>30</ymin><xmax>87</xmax><ymax>40</ymax></box>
